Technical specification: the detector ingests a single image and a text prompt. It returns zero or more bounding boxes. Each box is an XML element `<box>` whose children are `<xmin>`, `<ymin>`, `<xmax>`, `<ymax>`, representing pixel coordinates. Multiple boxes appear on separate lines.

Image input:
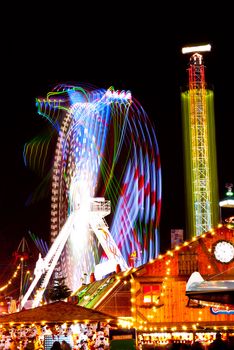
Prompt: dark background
<box><xmin>0</xmin><ymin>5</ymin><xmax>233</xmax><ymax>279</ymax></box>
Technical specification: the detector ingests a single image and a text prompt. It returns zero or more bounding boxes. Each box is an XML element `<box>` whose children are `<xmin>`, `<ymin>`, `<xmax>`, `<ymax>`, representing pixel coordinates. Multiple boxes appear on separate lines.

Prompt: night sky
<box><xmin>0</xmin><ymin>6</ymin><xmax>233</xmax><ymax>276</ymax></box>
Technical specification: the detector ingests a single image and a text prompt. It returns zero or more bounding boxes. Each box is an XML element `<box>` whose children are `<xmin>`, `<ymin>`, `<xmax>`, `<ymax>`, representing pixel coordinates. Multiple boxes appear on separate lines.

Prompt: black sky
<box><xmin>0</xmin><ymin>6</ymin><xmax>233</xmax><ymax>270</ymax></box>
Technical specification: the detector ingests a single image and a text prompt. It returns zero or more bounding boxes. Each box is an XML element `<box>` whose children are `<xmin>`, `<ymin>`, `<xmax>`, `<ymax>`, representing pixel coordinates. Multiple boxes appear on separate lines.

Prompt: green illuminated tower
<box><xmin>181</xmin><ymin>44</ymin><xmax>219</xmax><ymax>238</ymax></box>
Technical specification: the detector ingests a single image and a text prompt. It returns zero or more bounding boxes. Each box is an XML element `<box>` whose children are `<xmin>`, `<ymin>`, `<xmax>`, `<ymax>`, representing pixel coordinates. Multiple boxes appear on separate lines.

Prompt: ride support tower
<box><xmin>181</xmin><ymin>44</ymin><xmax>219</xmax><ymax>238</ymax></box>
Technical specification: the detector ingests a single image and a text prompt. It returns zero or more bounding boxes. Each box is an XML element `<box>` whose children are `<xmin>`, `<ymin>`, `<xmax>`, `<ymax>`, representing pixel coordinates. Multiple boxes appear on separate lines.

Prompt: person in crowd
<box><xmin>50</xmin><ymin>342</ymin><xmax>62</xmax><ymax>350</ymax></box>
<box><xmin>191</xmin><ymin>341</ymin><xmax>204</xmax><ymax>349</ymax></box>
<box><xmin>208</xmin><ymin>332</ymin><xmax>228</xmax><ymax>350</ymax></box>
<box><xmin>227</xmin><ymin>336</ymin><xmax>234</xmax><ymax>350</ymax></box>
<box><xmin>24</xmin><ymin>338</ymin><xmax>35</xmax><ymax>350</ymax></box>
<box><xmin>8</xmin><ymin>340</ymin><xmax>17</xmax><ymax>350</ymax></box>
<box><xmin>61</xmin><ymin>341</ymin><xmax>71</xmax><ymax>350</ymax></box>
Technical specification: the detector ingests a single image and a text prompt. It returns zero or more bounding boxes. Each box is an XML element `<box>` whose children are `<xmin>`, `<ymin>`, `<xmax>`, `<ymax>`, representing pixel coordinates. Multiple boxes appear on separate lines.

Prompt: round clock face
<box><xmin>213</xmin><ymin>240</ymin><xmax>234</xmax><ymax>263</ymax></box>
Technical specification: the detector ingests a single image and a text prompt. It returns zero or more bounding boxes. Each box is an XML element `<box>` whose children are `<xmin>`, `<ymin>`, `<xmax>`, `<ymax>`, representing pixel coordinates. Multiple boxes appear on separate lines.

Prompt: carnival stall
<box><xmin>0</xmin><ymin>301</ymin><xmax>119</xmax><ymax>350</ymax></box>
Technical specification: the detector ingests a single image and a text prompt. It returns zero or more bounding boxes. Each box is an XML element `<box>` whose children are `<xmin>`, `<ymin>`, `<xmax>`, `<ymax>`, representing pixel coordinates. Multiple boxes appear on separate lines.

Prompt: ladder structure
<box><xmin>181</xmin><ymin>44</ymin><xmax>219</xmax><ymax>237</ymax></box>
<box><xmin>188</xmin><ymin>52</ymin><xmax>211</xmax><ymax>234</ymax></box>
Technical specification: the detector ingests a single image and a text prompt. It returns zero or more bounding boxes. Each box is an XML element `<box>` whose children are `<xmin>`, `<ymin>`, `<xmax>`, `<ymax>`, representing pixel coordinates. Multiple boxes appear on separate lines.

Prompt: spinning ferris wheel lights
<box><xmin>22</xmin><ymin>84</ymin><xmax>162</xmax><ymax>307</ymax></box>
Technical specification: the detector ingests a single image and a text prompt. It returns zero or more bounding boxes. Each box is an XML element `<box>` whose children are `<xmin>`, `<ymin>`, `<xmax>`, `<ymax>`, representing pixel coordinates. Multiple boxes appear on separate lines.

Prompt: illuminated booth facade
<box><xmin>76</xmin><ymin>224</ymin><xmax>234</xmax><ymax>347</ymax></box>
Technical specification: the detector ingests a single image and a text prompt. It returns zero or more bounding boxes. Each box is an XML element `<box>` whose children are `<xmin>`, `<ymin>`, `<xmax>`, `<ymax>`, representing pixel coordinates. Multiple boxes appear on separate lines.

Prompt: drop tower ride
<box><xmin>181</xmin><ymin>44</ymin><xmax>219</xmax><ymax>238</ymax></box>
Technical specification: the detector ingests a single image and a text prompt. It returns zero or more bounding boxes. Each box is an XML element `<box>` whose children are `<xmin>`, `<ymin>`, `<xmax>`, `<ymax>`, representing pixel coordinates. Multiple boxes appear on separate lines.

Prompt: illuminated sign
<box><xmin>210</xmin><ymin>307</ymin><xmax>234</xmax><ymax>315</ymax></box>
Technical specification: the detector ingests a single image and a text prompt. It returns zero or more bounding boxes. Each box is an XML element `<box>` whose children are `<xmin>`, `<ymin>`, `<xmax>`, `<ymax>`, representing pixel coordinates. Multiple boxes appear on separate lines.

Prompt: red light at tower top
<box><xmin>182</xmin><ymin>44</ymin><xmax>211</xmax><ymax>89</ymax></box>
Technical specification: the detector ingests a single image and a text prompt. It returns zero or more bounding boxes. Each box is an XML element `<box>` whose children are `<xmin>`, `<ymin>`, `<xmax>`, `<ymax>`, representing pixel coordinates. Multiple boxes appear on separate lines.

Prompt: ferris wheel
<box><xmin>21</xmin><ymin>84</ymin><xmax>162</xmax><ymax>309</ymax></box>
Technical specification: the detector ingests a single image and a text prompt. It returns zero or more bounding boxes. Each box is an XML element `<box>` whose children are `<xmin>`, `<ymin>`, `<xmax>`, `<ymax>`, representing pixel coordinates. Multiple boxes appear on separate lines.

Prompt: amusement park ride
<box><xmin>19</xmin><ymin>84</ymin><xmax>161</xmax><ymax>310</ymax></box>
<box><xmin>20</xmin><ymin>197</ymin><xmax>129</xmax><ymax>310</ymax></box>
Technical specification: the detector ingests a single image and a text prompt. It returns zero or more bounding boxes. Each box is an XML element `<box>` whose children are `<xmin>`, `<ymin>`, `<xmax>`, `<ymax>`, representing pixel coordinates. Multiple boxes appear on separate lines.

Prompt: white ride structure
<box><xmin>20</xmin><ymin>197</ymin><xmax>129</xmax><ymax>310</ymax></box>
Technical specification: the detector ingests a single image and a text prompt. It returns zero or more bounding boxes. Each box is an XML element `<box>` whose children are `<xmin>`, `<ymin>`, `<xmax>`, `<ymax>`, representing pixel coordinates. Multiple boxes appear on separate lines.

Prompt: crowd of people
<box><xmin>0</xmin><ymin>324</ymin><xmax>110</xmax><ymax>350</ymax></box>
<box><xmin>1</xmin><ymin>328</ymin><xmax>234</xmax><ymax>350</ymax></box>
<box><xmin>0</xmin><ymin>336</ymin><xmax>43</xmax><ymax>350</ymax></box>
<box><xmin>140</xmin><ymin>332</ymin><xmax>234</xmax><ymax>350</ymax></box>
<box><xmin>50</xmin><ymin>333</ymin><xmax>109</xmax><ymax>350</ymax></box>
<box><xmin>0</xmin><ymin>334</ymin><xmax>109</xmax><ymax>350</ymax></box>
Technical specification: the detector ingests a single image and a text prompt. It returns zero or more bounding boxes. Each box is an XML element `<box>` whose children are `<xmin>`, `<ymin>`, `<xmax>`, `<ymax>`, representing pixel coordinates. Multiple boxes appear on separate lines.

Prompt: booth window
<box><xmin>142</xmin><ymin>285</ymin><xmax>161</xmax><ymax>304</ymax></box>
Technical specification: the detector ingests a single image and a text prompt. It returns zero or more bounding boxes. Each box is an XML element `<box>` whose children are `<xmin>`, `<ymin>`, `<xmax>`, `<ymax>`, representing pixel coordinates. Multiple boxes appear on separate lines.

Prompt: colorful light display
<box><xmin>24</xmin><ymin>83</ymin><xmax>162</xmax><ymax>294</ymax></box>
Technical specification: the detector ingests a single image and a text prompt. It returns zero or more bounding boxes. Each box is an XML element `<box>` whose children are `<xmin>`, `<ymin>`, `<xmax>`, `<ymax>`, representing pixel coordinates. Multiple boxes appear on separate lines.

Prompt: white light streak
<box><xmin>182</xmin><ymin>44</ymin><xmax>211</xmax><ymax>54</ymax></box>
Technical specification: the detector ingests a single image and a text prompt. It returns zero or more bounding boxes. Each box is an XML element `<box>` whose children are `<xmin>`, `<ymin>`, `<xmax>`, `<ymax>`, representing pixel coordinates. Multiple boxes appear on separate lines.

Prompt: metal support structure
<box><xmin>188</xmin><ymin>54</ymin><xmax>211</xmax><ymax>234</ymax></box>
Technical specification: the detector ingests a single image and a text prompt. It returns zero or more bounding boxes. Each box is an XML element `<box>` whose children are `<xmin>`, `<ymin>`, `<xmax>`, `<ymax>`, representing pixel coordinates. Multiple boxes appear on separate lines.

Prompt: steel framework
<box><xmin>181</xmin><ymin>50</ymin><xmax>219</xmax><ymax>237</ymax></box>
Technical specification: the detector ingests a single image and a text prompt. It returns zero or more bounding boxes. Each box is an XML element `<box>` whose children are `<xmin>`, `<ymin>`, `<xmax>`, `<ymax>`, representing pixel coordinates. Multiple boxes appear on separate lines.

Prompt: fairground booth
<box><xmin>75</xmin><ymin>224</ymin><xmax>234</xmax><ymax>348</ymax></box>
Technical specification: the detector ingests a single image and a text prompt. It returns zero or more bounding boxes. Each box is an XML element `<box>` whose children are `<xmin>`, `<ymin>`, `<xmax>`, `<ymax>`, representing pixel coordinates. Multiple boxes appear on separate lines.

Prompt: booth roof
<box><xmin>0</xmin><ymin>300</ymin><xmax>119</xmax><ymax>324</ymax></box>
